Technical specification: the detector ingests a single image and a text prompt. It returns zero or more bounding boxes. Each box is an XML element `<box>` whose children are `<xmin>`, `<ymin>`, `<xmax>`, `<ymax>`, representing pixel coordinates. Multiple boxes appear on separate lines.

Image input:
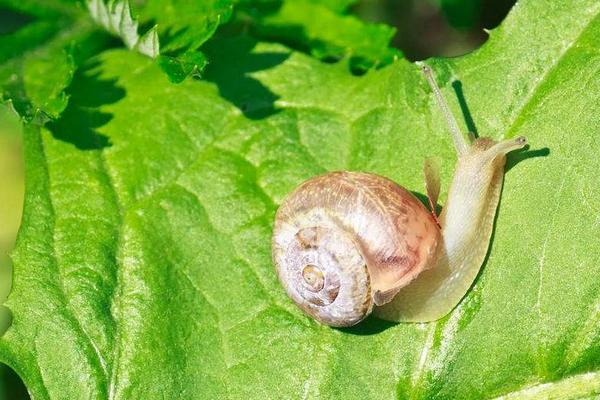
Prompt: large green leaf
<box><xmin>2</xmin><ymin>1</ymin><xmax>600</xmax><ymax>399</ymax></box>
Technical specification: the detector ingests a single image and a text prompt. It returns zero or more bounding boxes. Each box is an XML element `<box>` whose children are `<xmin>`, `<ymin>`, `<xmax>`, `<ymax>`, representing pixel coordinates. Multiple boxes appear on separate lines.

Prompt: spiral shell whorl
<box><xmin>273</xmin><ymin>210</ymin><xmax>373</xmax><ymax>327</ymax></box>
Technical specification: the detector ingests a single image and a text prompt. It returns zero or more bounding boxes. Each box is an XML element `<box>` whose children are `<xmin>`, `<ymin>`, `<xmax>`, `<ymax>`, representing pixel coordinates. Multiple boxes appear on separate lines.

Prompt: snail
<box><xmin>271</xmin><ymin>64</ymin><xmax>528</xmax><ymax>327</ymax></box>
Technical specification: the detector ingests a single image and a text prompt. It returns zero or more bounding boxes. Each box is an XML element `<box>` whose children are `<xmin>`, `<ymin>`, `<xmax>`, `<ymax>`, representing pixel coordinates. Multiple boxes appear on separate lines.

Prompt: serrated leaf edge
<box><xmin>86</xmin><ymin>0</ymin><xmax>160</xmax><ymax>58</ymax></box>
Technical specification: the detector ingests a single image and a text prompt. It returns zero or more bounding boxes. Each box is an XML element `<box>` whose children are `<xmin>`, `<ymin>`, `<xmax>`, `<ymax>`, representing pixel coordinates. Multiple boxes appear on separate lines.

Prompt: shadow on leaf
<box><xmin>201</xmin><ymin>35</ymin><xmax>290</xmax><ymax>119</ymax></box>
<box><xmin>452</xmin><ymin>80</ymin><xmax>479</xmax><ymax>136</ymax></box>
<box><xmin>506</xmin><ymin>145</ymin><xmax>550</xmax><ymax>172</ymax></box>
<box><xmin>339</xmin><ymin>315</ymin><xmax>397</xmax><ymax>335</ymax></box>
<box><xmin>47</xmin><ymin>60</ymin><xmax>125</xmax><ymax>150</ymax></box>
<box><xmin>0</xmin><ymin>363</ymin><xmax>29</xmax><ymax>400</ymax></box>
<box><xmin>411</xmin><ymin>190</ymin><xmax>442</xmax><ymax>217</ymax></box>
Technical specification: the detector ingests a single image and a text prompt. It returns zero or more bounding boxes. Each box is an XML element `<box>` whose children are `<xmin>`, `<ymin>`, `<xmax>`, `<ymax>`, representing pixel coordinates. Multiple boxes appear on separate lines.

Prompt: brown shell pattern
<box><xmin>272</xmin><ymin>171</ymin><xmax>441</xmax><ymax>327</ymax></box>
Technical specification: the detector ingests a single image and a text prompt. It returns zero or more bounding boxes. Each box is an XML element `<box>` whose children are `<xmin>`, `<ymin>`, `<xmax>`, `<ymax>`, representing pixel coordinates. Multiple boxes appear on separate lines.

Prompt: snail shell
<box><xmin>272</xmin><ymin>171</ymin><xmax>441</xmax><ymax>327</ymax></box>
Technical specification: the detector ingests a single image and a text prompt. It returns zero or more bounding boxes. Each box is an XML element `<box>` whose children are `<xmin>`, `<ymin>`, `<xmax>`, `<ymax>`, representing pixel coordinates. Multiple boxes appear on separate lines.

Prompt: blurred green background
<box><xmin>0</xmin><ymin>103</ymin><xmax>25</xmax><ymax>399</ymax></box>
<box><xmin>0</xmin><ymin>0</ymin><xmax>515</xmax><ymax>397</ymax></box>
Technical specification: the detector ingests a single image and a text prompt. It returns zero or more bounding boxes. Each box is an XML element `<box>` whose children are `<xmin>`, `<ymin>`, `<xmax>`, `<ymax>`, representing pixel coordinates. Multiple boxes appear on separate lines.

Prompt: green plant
<box><xmin>1</xmin><ymin>0</ymin><xmax>600</xmax><ymax>398</ymax></box>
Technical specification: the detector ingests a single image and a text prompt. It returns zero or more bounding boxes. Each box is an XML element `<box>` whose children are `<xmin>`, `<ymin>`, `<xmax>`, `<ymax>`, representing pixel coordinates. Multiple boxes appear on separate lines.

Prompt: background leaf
<box><xmin>2</xmin><ymin>0</ymin><xmax>600</xmax><ymax>399</ymax></box>
<box><xmin>22</xmin><ymin>51</ymin><xmax>75</xmax><ymax>119</ymax></box>
<box><xmin>0</xmin><ymin>0</ymin><xmax>109</xmax><ymax>122</ymax></box>
<box><xmin>236</xmin><ymin>0</ymin><xmax>401</xmax><ymax>72</ymax></box>
<box><xmin>140</xmin><ymin>0</ymin><xmax>233</xmax><ymax>82</ymax></box>
<box><xmin>86</xmin><ymin>0</ymin><xmax>160</xmax><ymax>58</ymax></box>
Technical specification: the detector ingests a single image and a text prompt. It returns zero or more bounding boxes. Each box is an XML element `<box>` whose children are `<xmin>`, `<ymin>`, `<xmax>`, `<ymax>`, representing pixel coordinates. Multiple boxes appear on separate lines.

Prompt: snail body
<box><xmin>272</xmin><ymin>65</ymin><xmax>528</xmax><ymax>327</ymax></box>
